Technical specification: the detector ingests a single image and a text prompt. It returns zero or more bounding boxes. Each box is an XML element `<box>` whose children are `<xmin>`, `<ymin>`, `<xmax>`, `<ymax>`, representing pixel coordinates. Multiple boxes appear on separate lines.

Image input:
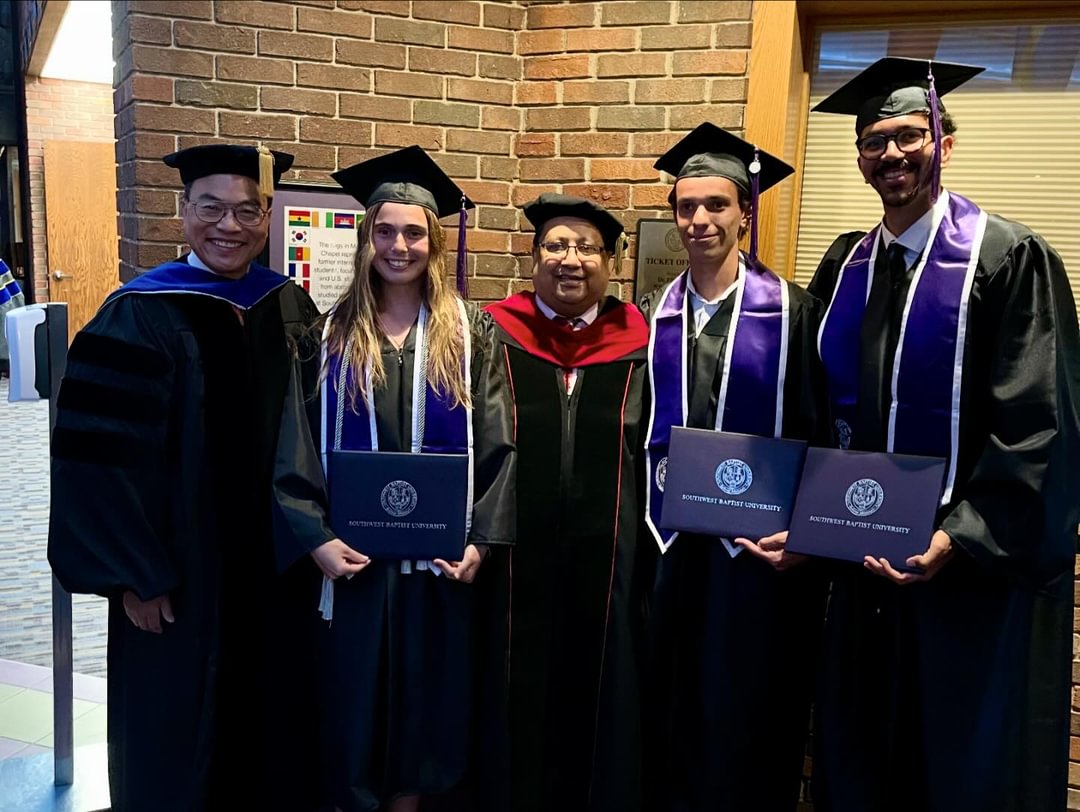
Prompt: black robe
<box><xmin>638</xmin><ymin>278</ymin><xmax>832</xmax><ymax>812</ymax></box>
<box><xmin>484</xmin><ymin>294</ymin><xmax>649</xmax><ymax>812</ymax></box>
<box><xmin>807</xmin><ymin>213</ymin><xmax>1080</xmax><ymax>812</ymax></box>
<box><xmin>272</xmin><ymin>302</ymin><xmax>515</xmax><ymax>811</ymax></box>
<box><xmin>48</xmin><ymin>269</ymin><xmax>322</xmax><ymax>811</ymax></box>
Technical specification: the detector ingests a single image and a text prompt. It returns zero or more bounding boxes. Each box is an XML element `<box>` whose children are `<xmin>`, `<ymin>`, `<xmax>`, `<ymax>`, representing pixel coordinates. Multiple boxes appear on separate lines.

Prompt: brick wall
<box><xmin>24</xmin><ymin>76</ymin><xmax>115</xmax><ymax>301</ymax></box>
<box><xmin>112</xmin><ymin>0</ymin><xmax>751</xmax><ymax>298</ymax></box>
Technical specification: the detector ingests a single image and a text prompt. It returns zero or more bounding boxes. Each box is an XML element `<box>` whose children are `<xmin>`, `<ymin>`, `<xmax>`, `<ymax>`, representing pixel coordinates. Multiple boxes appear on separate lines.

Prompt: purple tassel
<box><xmin>456</xmin><ymin>195</ymin><xmax>468</xmax><ymax>297</ymax></box>
<box><xmin>927</xmin><ymin>60</ymin><xmax>943</xmax><ymax>203</ymax></box>
<box><xmin>748</xmin><ymin>146</ymin><xmax>761</xmax><ymax>267</ymax></box>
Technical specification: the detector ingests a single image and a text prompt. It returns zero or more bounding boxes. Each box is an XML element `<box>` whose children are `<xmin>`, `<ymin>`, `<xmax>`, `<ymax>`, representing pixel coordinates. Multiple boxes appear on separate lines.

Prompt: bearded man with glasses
<box><xmin>483</xmin><ymin>194</ymin><xmax>650</xmax><ymax>812</ymax></box>
<box><xmin>807</xmin><ymin>58</ymin><xmax>1080</xmax><ymax>812</ymax></box>
<box><xmin>49</xmin><ymin>144</ymin><xmax>324</xmax><ymax>810</ymax></box>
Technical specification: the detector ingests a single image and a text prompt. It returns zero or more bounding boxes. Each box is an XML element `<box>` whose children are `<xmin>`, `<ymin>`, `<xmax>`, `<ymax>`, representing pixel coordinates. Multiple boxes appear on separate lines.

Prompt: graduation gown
<box><xmin>482</xmin><ymin>292</ymin><xmax>649</xmax><ymax>812</ymax></box>
<box><xmin>272</xmin><ymin>302</ymin><xmax>515</xmax><ymax>811</ymax></box>
<box><xmin>48</xmin><ymin>258</ymin><xmax>322</xmax><ymax>812</ymax></box>
<box><xmin>807</xmin><ymin>212</ymin><xmax>1080</xmax><ymax>812</ymax></box>
<box><xmin>638</xmin><ymin>277</ymin><xmax>832</xmax><ymax>812</ymax></box>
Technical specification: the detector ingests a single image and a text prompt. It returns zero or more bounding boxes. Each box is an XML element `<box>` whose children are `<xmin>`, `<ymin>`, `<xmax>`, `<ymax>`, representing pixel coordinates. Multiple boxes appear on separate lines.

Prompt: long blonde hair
<box><xmin>323</xmin><ymin>202</ymin><xmax>471</xmax><ymax>412</ymax></box>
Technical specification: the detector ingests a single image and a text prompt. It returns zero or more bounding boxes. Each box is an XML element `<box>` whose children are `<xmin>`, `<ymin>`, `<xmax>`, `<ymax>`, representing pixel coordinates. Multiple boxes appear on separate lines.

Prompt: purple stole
<box><xmin>318</xmin><ymin>300</ymin><xmax>473</xmax><ymax>618</ymax></box>
<box><xmin>644</xmin><ymin>259</ymin><xmax>790</xmax><ymax>553</ymax></box>
<box><xmin>818</xmin><ymin>191</ymin><xmax>987</xmax><ymax>503</ymax></box>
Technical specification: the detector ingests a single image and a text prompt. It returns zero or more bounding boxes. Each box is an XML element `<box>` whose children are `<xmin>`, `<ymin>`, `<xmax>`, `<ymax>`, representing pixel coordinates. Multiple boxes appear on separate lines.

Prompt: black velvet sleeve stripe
<box><xmin>51</xmin><ymin>427</ymin><xmax>158</xmax><ymax>467</ymax></box>
<box><xmin>56</xmin><ymin>378</ymin><xmax>168</xmax><ymax>425</ymax></box>
<box><xmin>67</xmin><ymin>331</ymin><xmax>171</xmax><ymax>378</ymax></box>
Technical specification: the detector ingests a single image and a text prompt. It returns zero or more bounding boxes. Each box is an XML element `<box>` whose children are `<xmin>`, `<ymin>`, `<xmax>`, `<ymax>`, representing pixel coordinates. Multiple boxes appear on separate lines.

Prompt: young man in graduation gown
<box><xmin>483</xmin><ymin>194</ymin><xmax>650</xmax><ymax>812</ymax></box>
<box><xmin>638</xmin><ymin>124</ymin><xmax>831</xmax><ymax>812</ymax></box>
<box><xmin>48</xmin><ymin>144</ymin><xmax>323</xmax><ymax>811</ymax></box>
<box><xmin>807</xmin><ymin>59</ymin><xmax>1080</xmax><ymax>812</ymax></box>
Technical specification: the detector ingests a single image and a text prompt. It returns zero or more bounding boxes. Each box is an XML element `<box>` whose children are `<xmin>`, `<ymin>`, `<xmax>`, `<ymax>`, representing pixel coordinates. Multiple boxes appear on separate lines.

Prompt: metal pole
<box><xmin>45</xmin><ymin>304</ymin><xmax>72</xmax><ymax>786</ymax></box>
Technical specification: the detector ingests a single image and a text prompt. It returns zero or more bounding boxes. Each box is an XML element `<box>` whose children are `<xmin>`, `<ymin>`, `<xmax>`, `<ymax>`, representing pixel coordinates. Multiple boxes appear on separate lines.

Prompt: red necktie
<box><xmin>554</xmin><ymin>316</ymin><xmax>577</xmax><ymax>394</ymax></box>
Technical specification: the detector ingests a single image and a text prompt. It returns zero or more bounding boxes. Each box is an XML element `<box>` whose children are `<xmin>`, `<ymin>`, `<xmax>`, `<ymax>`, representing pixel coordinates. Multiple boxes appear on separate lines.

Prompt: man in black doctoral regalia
<box><xmin>48</xmin><ymin>144</ymin><xmax>323</xmax><ymax>811</ymax></box>
<box><xmin>638</xmin><ymin>123</ymin><xmax>832</xmax><ymax>812</ymax></box>
<box><xmin>483</xmin><ymin>194</ymin><xmax>650</xmax><ymax>812</ymax></box>
<box><xmin>807</xmin><ymin>58</ymin><xmax>1080</xmax><ymax>812</ymax></box>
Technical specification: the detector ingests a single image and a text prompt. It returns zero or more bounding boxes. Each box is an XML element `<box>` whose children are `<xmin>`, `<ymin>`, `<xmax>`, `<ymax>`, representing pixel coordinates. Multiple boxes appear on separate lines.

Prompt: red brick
<box><xmin>339</xmin><ymin>94</ymin><xmax>410</xmax><ymax>122</ymax></box>
<box><xmin>338</xmin><ymin>146</ymin><xmax>393</xmax><ymax>166</ymax></box>
<box><xmin>632</xmin><ymin>131</ymin><xmax>683</xmax><ymax>157</ymax></box>
<box><xmin>597</xmin><ymin>106</ymin><xmax>664</xmax><ymax>131</ymax></box>
<box><xmin>447</xmin><ymin>129</ymin><xmax>510</xmax><ymax>155</ymax></box>
<box><xmin>174</xmin><ymin>21</ymin><xmax>255</xmax><ymax>53</ymax></box>
<box><xmin>130</xmin><ymin>0</ymin><xmax>211</xmax><ymax>19</ymax></box>
<box><xmin>132</xmin><ymin>45</ymin><xmax>213</xmax><ymax>78</ymax></box>
<box><xmin>132</xmin><ymin>159</ymin><xmax>182</xmax><ymax>188</ymax></box>
<box><xmin>601</xmin><ymin>1</ymin><xmax>670</xmax><ymax>25</ymax></box>
<box><xmin>413</xmin><ymin>0</ymin><xmax>481</xmax><ymax>25</ymax></box>
<box><xmin>560</xmin><ymin>132</ymin><xmax>629</xmax><ymax>156</ymax></box>
<box><xmin>136</xmin><ymin>216</ymin><xmax>186</xmax><ymax>242</ymax></box>
<box><xmin>563</xmin><ymin>80</ymin><xmax>629</xmax><ymax>105</ymax></box>
<box><xmin>297</xmin><ymin>63</ymin><xmax>371</xmax><ymax>92</ymax></box>
<box><xmin>217</xmin><ymin>55</ymin><xmax>294</xmax><ymax>85</ymax></box>
<box><xmin>129</xmin><ymin>187</ymin><xmax>179</xmax><ymax>215</ymax></box>
<box><xmin>525</xmin><ymin>106</ymin><xmax>591</xmax><ymax>133</ymax></box>
<box><xmin>477</xmin><ymin>206</ymin><xmax>517</xmax><ymax>232</ymax></box>
<box><xmin>338</xmin><ymin>0</ymin><xmax>409</xmax><ymax>12</ymax></box>
<box><xmin>481</xmin><ymin>107</ymin><xmax>521</xmax><ymax>132</ymax></box>
<box><xmin>679</xmin><ymin>1</ymin><xmax>751</xmax><ymax>22</ymax></box>
<box><xmin>563</xmin><ymin>183</ymin><xmax>629</xmax><ymax>209</ymax></box>
<box><xmin>715</xmin><ymin>21</ymin><xmax>752</xmax><ymax>48</ymax></box>
<box><xmin>448</xmin><ymin>25</ymin><xmax>514</xmax><ymax>54</ymax></box>
<box><xmin>483</xmin><ymin>4</ymin><xmax>526</xmax><ymax>30</ymax></box>
<box><xmin>515</xmin><ymin>82</ymin><xmax>558</xmax><ymax>106</ymax></box>
<box><xmin>632</xmin><ymin>184</ymin><xmax>672</xmax><ymax>208</ymax></box>
<box><xmin>474</xmin><ymin>252</ymin><xmax>519</xmax><ymax>275</ymax></box>
<box><xmin>455</xmin><ymin>229</ymin><xmax>509</xmax><ymax>252</ymax></box>
<box><xmin>526</xmin><ymin>3</ymin><xmax>598</xmax><ymax>29</ymax></box>
<box><xmin>512</xmin><ymin>183</ymin><xmax>556</xmax><ymax>207</ymax></box>
<box><xmin>136</xmin><ymin>241</ymin><xmax>182</xmax><ymax>269</ymax></box>
<box><xmin>635</xmin><ymin>78</ymin><xmax>709</xmax><ymax>104</ymax></box>
<box><xmin>134</xmin><ymin>104</ymin><xmax>215</xmax><ymax>134</ymax></box>
<box><xmin>267</xmin><ymin>141</ymin><xmax>336</xmax><ymax>170</ymax></box>
<box><xmin>515</xmin><ymin>133</ymin><xmax>555</xmax><ymax>158</ymax></box>
<box><xmin>117</xmin><ymin>132</ymin><xmax>175</xmax><ymax>162</ymax></box>
<box><xmin>259</xmin><ymin>30</ymin><xmax>333</xmax><ymax>61</ymax></box>
<box><xmin>467</xmin><ymin>277</ymin><xmax>512</xmax><ymax>301</ymax></box>
<box><xmin>669</xmin><ymin>103</ymin><xmax>742</xmax><ymax>130</ymax></box>
<box><xmin>337</xmin><ymin>40</ymin><xmax>408</xmax><ymax>69</ymax></box>
<box><xmin>298</xmin><ymin>7</ymin><xmax>373</xmax><ymax>38</ymax></box>
<box><xmin>509</xmin><ymin>231</ymin><xmax>534</xmax><ymax>253</ymax></box>
<box><xmin>711</xmin><ymin>78</ymin><xmax>747</xmax><ymax>102</ymax></box>
<box><xmin>457</xmin><ymin>180</ymin><xmax>511</xmax><ymax>205</ymax></box>
<box><xmin>261</xmin><ymin>87</ymin><xmax>336</xmax><ymax>116</ymax></box>
<box><xmin>122</xmin><ymin>14</ymin><xmax>172</xmax><ymax>45</ymax></box>
<box><xmin>592</xmin><ymin>158</ymin><xmax>657</xmax><ymax>181</ymax></box>
<box><xmin>525</xmin><ymin>55</ymin><xmax>590</xmax><ymax>80</ymax></box>
<box><xmin>640</xmin><ymin>23</ymin><xmax>710</xmax><ymax>50</ymax></box>
<box><xmin>479</xmin><ymin>54</ymin><xmax>520</xmax><ymax>81</ymax></box>
<box><xmin>566</xmin><ymin>27</ymin><xmax>637</xmax><ymax>51</ymax></box>
<box><xmin>215</xmin><ymin>1</ymin><xmax>294</xmax><ymax>29</ymax></box>
<box><xmin>519</xmin><ymin>30</ymin><xmax>566</xmax><ymax>55</ymax></box>
<box><xmin>431</xmin><ymin>152</ymin><xmax>478</xmax><ymax>178</ymax></box>
<box><xmin>1071</xmin><ymin>736</ymin><xmax>1080</xmax><ymax>760</ymax></box>
<box><xmin>375</xmin><ymin>123</ymin><xmax>443</xmax><ymax>150</ymax></box>
<box><xmin>175</xmin><ymin>79</ymin><xmax>257</xmax><ymax>109</ymax></box>
<box><xmin>374</xmin><ymin>70</ymin><xmax>442</xmax><ymax>99</ymax></box>
<box><xmin>299</xmin><ymin>117</ymin><xmax>373</xmax><ymax>146</ymax></box>
<box><xmin>510</xmin><ymin>277</ymin><xmax>534</xmax><ymax>293</ymax></box>
<box><xmin>415</xmin><ymin>101</ymin><xmax>480</xmax><ymax>128</ymax></box>
<box><xmin>375</xmin><ymin>17</ymin><xmax>445</xmax><ymax>47</ymax></box>
<box><xmin>448</xmin><ymin>78</ymin><xmax>513</xmax><ymax>106</ymax></box>
<box><xmin>219</xmin><ymin>111</ymin><xmax>297</xmax><ymax>140</ymax></box>
<box><xmin>480</xmin><ymin>156</ymin><xmax>517</xmax><ymax>181</ymax></box>
<box><xmin>129</xmin><ymin>75</ymin><xmax>174</xmax><ymax>104</ymax></box>
<box><xmin>673</xmin><ymin>50</ymin><xmax>747</xmax><ymax>77</ymax></box>
<box><xmin>409</xmin><ymin>47</ymin><xmax>477</xmax><ymax>77</ymax></box>
<box><xmin>520</xmin><ymin>158</ymin><xmax>585</xmax><ymax>182</ymax></box>
<box><xmin>597</xmin><ymin>53</ymin><xmax>666</xmax><ymax>78</ymax></box>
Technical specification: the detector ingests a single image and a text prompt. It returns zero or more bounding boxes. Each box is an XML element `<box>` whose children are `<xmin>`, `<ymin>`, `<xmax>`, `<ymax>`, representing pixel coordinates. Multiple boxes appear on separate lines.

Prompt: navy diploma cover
<box><xmin>785</xmin><ymin>448</ymin><xmax>945</xmax><ymax>570</ymax></box>
<box><xmin>328</xmin><ymin>450</ymin><xmax>469</xmax><ymax>561</ymax></box>
<box><xmin>659</xmin><ymin>427</ymin><xmax>807</xmax><ymax>540</ymax></box>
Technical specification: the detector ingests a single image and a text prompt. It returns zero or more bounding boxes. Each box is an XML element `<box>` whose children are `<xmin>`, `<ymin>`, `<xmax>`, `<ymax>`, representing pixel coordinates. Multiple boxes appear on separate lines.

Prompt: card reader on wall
<box><xmin>5</xmin><ymin>303</ymin><xmax>68</xmax><ymax>402</ymax></box>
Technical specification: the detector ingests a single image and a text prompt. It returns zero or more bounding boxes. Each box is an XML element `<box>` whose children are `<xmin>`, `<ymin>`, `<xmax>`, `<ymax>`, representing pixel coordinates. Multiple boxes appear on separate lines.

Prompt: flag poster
<box><xmin>269</xmin><ymin>187</ymin><xmax>366</xmax><ymax>312</ymax></box>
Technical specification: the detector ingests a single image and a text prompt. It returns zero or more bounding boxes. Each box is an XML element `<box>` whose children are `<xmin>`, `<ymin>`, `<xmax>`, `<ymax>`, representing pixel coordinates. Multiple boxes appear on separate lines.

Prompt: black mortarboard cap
<box><xmin>163</xmin><ymin>144</ymin><xmax>293</xmax><ymax>199</ymax></box>
<box><xmin>331</xmin><ymin>145</ymin><xmax>474</xmax><ymax>219</ymax></box>
<box><xmin>523</xmin><ymin>193</ymin><xmax>626</xmax><ymax>252</ymax></box>
<box><xmin>653</xmin><ymin>123</ymin><xmax>794</xmax><ymax>195</ymax></box>
<box><xmin>812</xmin><ymin>57</ymin><xmax>984</xmax><ymax>133</ymax></box>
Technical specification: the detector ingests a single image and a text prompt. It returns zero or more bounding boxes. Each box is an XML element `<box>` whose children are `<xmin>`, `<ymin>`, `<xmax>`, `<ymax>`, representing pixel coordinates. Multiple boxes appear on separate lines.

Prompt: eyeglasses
<box><xmin>188</xmin><ymin>200</ymin><xmax>268</xmax><ymax>227</ymax></box>
<box><xmin>855</xmin><ymin>127</ymin><xmax>932</xmax><ymax>160</ymax></box>
<box><xmin>540</xmin><ymin>241</ymin><xmax>602</xmax><ymax>258</ymax></box>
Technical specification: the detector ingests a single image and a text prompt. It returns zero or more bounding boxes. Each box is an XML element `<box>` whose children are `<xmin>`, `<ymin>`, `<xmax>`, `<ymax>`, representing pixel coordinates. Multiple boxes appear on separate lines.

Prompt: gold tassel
<box><xmin>257</xmin><ymin>143</ymin><xmax>274</xmax><ymax>205</ymax></box>
<box><xmin>613</xmin><ymin>231</ymin><xmax>628</xmax><ymax>276</ymax></box>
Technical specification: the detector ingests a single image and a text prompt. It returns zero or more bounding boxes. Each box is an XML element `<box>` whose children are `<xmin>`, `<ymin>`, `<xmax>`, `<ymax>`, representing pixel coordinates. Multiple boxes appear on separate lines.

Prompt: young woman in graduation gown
<box><xmin>272</xmin><ymin>147</ymin><xmax>516</xmax><ymax>812</ymax></box>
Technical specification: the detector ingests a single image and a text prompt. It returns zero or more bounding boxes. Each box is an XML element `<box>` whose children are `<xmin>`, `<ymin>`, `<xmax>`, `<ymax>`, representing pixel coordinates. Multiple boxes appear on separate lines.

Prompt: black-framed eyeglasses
<box><xmin>540</xmin><ymin>241</ymin><xmax>602</xmax><ymax>258</ymax></box>
<box><xmin>188</xmin><ymin>200</ymin><xmax>269</xmax><ymax>227</ymax></box>
<box><xmin>855</xmin><ymin>127</ymin><xmax>932</xmax><ymax>160</ymax></box>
